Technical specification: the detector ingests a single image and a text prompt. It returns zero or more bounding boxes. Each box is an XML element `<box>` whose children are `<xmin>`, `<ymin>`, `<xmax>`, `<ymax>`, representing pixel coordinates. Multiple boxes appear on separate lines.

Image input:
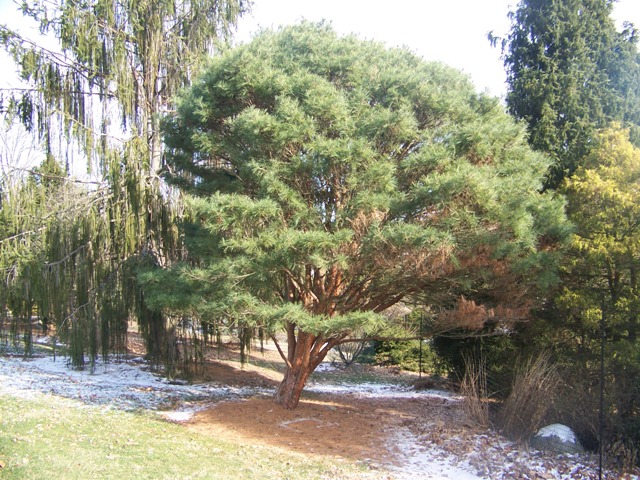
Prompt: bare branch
<box><xmin>270</xmin><ymin>334</ymin><xmax>292</xmax><ymax>369</ymax></box>
<box><xmin>9</xmin><ymin>166</ymin><xmax>105</xmax><ymax>185</ymax></box>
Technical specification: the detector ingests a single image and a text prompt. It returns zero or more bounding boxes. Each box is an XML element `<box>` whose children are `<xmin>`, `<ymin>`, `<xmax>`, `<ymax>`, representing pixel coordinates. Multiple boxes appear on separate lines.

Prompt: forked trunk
<box><xmin>272</xmin><ymin>327</ymin><xmax>341</xmax><ymax>409</ymax></box>
<box><xmin>273</xmin><ymin>362</ymin><xmax>314</xmax><ymax>409</ymax></box>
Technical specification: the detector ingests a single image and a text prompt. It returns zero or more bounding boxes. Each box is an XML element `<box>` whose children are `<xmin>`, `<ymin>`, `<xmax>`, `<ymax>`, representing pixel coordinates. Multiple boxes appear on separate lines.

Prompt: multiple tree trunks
<box><xmin>155</xmin><ymin>23</ymin><xmax>571</xmax><ymax>409</ymax></box>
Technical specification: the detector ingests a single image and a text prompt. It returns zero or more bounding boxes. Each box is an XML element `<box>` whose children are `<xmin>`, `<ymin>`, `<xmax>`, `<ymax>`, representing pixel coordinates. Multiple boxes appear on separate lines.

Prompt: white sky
<box><xmin>234</xmin><ymin>0</ymin><xmax>640</xmax><ymax>99</ymax></box>
<box><xmin>0</xmin><ymin>0</ymin><xmax>638</xmax><ymax>99</ymax></box>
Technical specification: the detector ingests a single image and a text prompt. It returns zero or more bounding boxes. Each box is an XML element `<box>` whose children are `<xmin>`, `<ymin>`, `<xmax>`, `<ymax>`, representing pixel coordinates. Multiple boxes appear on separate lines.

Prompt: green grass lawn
<box><xmin>0</xmin><ymin>393</ymin><xmax>368</xmax><ymax>480</ymax></box>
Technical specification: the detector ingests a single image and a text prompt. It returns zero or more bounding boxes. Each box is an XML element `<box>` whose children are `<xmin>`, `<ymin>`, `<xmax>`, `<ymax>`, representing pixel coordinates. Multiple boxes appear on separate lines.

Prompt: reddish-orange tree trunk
<box><xmin>272</xmin><ymin>326</ymin><xmax>341</xmax><ymax>409</ymax></box>
<box><xmin>273</xmin><ymin>362</ymin><xmax>315</xmax><ymax>409</ymax></box>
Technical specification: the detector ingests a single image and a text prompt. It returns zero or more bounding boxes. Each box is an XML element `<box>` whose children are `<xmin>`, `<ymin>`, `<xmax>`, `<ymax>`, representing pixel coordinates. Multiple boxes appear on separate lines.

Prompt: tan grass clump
<box><xmin>497</xmin><ymin>353</ymin><xmax>560</xmax><ymax>442</ymax></box>
<box><xmin>461</xmin><ymin>354</ymin><xmax>490</xmax><ymax>428</ymax></box>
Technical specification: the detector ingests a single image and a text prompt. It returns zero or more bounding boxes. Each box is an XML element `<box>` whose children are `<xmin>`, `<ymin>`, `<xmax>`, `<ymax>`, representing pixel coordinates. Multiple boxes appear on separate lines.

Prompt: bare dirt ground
<box><xmin>171</xmin><ymin>340</ymin><xmax>457</xmax><ymax>465</ymax></box>
<box><xmin>183</xmin><ymin>343</ymin><xmax>479</xmax><ymax>469</ymax></box>
<box><xmin>190</xmin><ymin>386</ymin><xmax>457</xmax><ymax>464</ymax></box>
<box><xmin>155</xmin><ymin>340</ymin><xmax>638</xmax><ymax>479</ymax></box>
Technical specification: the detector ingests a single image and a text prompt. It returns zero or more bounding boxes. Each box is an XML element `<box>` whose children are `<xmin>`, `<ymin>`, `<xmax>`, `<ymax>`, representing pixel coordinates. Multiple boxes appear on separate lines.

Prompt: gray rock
<box><xmin>531</xmin><ymin>424</ymin><xmax>584</xmax><ymax>455</ymax></box>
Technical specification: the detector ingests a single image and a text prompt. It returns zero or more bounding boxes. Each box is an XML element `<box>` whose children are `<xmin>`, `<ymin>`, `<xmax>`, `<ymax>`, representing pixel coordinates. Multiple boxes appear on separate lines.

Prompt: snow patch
<box><xmin>307</xmin><ymin>381</ymin><xmax>459</xmax><ymax>400</ymax></box>
<box><xmin>314</xmin><ymin>362</ymin><xmax>339</xmax><ymax>372</ymax></box>
<box><xmin>536</xmin><ymin>424</ymin><xmax>578</xmax><ymax>443</ymax></box>
<box><xmin>0</xmin><ymin>354</ymin><xmax>268</xmax><ymax>414</ymax></box>
<box><xmin>387</xmin><ymin>429</ymin><xmax>481</xmax><ymax>480</ymax></box>
<box><xmin>160</xmin><ymin>411</ymin><xmax>195</xmax><ymax>422</ymax></box>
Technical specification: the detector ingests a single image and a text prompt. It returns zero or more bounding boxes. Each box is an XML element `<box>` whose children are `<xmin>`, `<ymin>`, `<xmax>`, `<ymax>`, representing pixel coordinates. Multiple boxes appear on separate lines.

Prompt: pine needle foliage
<box><xmin>145</xmin><ymin>23</ymin><xmax>571</xmax><ymax>408</ymax></box>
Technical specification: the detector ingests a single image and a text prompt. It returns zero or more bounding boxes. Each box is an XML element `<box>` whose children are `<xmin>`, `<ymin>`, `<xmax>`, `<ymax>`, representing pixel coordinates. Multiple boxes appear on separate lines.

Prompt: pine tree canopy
<box><xmin>143</xmin><ymin>22</ymin><xmax>570</xmax><ymax>408</ymax></box>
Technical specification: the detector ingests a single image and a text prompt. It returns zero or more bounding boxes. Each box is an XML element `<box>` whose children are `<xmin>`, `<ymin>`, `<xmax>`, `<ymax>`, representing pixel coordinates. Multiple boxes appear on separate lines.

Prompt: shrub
<box><xmin>336</xmin><ymin>340</ymin><xmax>369</xmax><ymax>366</ymax></box>
<box><xmin>461</xmin><ymin>353</ymin><xmax>490</xmax><ymax>427</ymax></box>
<box><xmin>374</xmin><ymin>339</ymin><xmax>440</xmax><ymax>374</ymax></box>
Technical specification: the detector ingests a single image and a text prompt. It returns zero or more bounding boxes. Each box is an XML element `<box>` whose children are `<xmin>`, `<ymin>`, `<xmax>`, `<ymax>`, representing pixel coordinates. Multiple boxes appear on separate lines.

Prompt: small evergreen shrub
<box><xmin>374</xmin><ymin>339</ymin><xmax>440</xmax><ymax>374</ymax></box>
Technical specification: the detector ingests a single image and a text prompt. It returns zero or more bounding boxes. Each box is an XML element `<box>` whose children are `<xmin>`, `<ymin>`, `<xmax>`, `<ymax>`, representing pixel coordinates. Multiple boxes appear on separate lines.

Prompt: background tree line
<box><xmin>438</xmin><ymin>0</ymin><xmax>640</xmax><ymax>465</ymax></box>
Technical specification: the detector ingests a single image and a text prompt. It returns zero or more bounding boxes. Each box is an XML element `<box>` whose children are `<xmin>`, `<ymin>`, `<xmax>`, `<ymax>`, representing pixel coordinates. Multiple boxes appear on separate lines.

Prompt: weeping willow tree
<box><xmin>0</xmin><ymin>152</ymin><xmax>115</xmax><ymax>365</ymax></box>
<box><xmin>0</xmin><ymin>0</ymin><xmax>249</xmax><ymax>369</ymax></box>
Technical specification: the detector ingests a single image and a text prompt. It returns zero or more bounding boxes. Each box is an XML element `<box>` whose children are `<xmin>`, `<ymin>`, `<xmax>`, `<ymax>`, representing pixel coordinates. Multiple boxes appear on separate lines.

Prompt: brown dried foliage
<box><xmin>461</xmin><ymin>354</ymin><xmax>490</xmax><ymax>428</ymax></box>
<box><xmin>436</xmin><ymin>297</ymin><xmax>493</xmax><ymax>331</ymax></box>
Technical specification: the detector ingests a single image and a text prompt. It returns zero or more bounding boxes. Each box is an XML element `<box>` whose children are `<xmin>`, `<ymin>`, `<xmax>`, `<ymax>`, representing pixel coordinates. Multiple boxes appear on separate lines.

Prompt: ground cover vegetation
<box><xmin>4</xmin><ymin>346</ymin><xmax>635</xmax><ymax>479</ymax></box>
<box><xmin>0</xmin><ymin>391</ymin><xmax>362</xmax><ymax>480</ymax></box>
<box><xmin>0</xmin><ymin>0</ymin><xmax>639</xmax><ymax>471</ymax></box>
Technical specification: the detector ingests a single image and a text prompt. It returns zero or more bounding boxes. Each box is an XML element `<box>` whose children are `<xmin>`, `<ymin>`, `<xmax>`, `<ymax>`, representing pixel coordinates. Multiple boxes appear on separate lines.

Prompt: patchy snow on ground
<box><xmin>387</xmin><ymin>426</ymin><xmax>638</xmax><ymax>480</ymax></box>
<box><xmin>386</xmin><ymin>417</ymin><xmax>640</xmax><ymax>480</ymax></box>
<box><xmin>307</xmin><ymin>380</ymin><xmax>458</xmax><ymax>400</ymax></box>
<box><xmin>2</xmin><ymin>352</ymin><xmax>639</xmax><ymax>480</ymax></box>
<box><xmin>314</xmin><ymin>362</ymin><xmax>339</xmax><ymax>373</ymax></box>
<box><xmin>386</xmin><ymin>429</ymin><xmax>482</xmax><ymax>480</ymax></box>
<box><xmin>0</xmin><ymin>353</ymin><xmax>267</xmax><ymax>420</ymax></box>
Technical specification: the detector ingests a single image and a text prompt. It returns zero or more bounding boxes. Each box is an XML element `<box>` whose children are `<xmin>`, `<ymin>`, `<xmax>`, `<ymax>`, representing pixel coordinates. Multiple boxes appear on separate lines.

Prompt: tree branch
<box><xmin>269</xmin><ymin>334</ymin><xmax>292</xmax><ymax>369</ymax></box>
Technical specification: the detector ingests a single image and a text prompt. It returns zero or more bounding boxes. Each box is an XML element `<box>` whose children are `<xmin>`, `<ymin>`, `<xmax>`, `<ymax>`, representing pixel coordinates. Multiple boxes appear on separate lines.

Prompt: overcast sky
<box><xmin>0</xmin><ymin>0</ymin><xmax>638</xmax><ymax>98</ymax></box>
<box><xmin>234</xmin><ymin>0</ymin><xmax>640</xmax><ymax>98</ymax></box>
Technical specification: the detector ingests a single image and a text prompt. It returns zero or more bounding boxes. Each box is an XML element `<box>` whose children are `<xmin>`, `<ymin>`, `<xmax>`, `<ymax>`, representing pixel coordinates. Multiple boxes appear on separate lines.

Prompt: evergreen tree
<box><xmin>499</xmin><ymin>0</ymin><xmax>640</xmax><ymax>188</ymax></box>
<box><xmin>144</xmin><ymin>23</ymin><xmax>570</xmax><ymax>408</ymax></box>
<box><xmin>556</xmin><ymin>126</ymin><xmax>640</xmax><ymax>447</ymax></box>
<box><xmin>498</xmin><ymin>1</ymin><xmax>640</xmax><ymax>454</ymax></box>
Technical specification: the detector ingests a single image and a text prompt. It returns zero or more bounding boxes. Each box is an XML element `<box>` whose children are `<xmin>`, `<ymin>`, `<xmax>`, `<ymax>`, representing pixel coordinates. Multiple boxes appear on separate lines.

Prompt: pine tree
<box><xmin>143</xmin><ymin>22</ymin><xmax>571</xmax><ymax>408</ymax></box>
<box><xmin>497</xmin><ymin>1</ymin><xmax>640</xmax><ymax>453</ymax></box>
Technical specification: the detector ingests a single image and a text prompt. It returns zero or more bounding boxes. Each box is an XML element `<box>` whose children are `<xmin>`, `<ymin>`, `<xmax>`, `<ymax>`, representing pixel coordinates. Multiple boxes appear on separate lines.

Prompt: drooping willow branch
<box><xmin>7</xmin><ymin>166</ymin><xmax>106</xmax><ymax>185</ymax></box>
